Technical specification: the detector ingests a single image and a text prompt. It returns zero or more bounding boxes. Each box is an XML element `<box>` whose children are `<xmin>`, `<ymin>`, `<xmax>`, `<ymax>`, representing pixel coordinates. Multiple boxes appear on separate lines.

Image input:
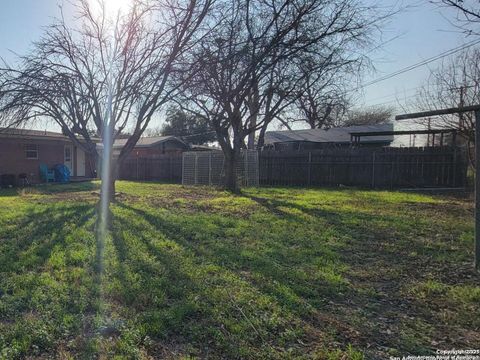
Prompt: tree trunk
<box><xmin>108</xmin><ymin>164</ymin><xmax>117</xmax><ymax>202</ymax></box>
<box><xmin>224</xmin><ymin>149</ymin><xmax>239</xmax><ymax>192</ymax></box>
<box><xmin>257</xmin><ymin>125</ymin><xmax>268</xmax><ymax>149</ymax></box>
<box><xmin>99</xmin><ymin>155</ymin><xmax>118</xmax><ymax>202</ymax></box>
<box><xmin>247</xmin><ymin>131</ymin><xmax>256</xmax><ymax>149</ymax></box>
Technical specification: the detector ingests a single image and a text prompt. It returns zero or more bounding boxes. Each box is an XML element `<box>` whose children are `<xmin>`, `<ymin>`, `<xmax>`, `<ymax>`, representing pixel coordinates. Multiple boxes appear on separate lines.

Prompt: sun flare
<box><xmin>89</xmin><ymin>0</ymin><xmax>132</xmax><ymax>17</ymax></box>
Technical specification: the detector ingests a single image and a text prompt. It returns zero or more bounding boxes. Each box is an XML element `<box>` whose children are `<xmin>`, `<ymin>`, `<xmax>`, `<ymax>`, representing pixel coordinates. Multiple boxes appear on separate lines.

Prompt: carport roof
<box><xmin>264</xmin><ymin>124</ymin><xmax>395</xmax><ymax>145</ymax></box>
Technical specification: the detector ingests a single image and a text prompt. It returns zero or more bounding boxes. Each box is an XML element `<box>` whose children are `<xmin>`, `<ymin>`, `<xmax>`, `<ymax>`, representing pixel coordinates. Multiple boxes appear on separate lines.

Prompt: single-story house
<box><xmin>0</xmin><ymin>129</ymin><xmax>192</xmax><ymax>185</ymax></box>
<box><xmin>264</xmin><ymin>124</ymin><xmax>395</xmax><ymax>151</ymax></box>
<box><xmin>263</xmin><ymin>123</ymin><xmax>459</xmax><ymax>151</ymax></box>
<box><xmin>0</xmin><ymin>128</ymin><xmax>96</xmax><ymax>185</ymax></box>
<box><xmin>112</xmin><ymin>136</ymin><xmax>190</xmax><ymax>158</ymax></box>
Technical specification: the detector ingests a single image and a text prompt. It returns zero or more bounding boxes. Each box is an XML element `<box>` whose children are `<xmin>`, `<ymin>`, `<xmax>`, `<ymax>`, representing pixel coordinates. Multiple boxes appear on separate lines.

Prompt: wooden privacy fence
<box><xmin>259</xmin><ymin>147</ymin><xmax>468</xmax><ymax>188</ymax></box>
<box><xmin>118</xmin><ymin>155</ymin><xmax>182</xmax><ymax>182</ymax></box>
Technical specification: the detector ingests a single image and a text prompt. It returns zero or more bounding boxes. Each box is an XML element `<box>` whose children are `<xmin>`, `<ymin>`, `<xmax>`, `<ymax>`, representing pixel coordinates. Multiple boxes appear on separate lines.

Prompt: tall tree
<box><xmin>159</xmin><ymin>107</ymin><xmax>216</xmax><ymax>144</ymax></box>
<box><xmin>180</xmin><ymin>0</ymin><xmax>381</xmax><ymax>191</ymax></box>
<box><xmin>0</xmin><ymin>0</ymin><xmax>211</xmax><ymax>204</ymax></box>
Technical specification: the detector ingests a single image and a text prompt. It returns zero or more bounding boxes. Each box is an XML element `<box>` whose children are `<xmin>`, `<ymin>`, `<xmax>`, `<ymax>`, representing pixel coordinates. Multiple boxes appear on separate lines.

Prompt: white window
<box><xmin>64</xmin><ymin>146</ymin><xmax>71</xmax><ymax>162</ymax></box>
<box><xmin>25</xmin><ymin>144</ymin><xmax>38</xmax><ymax>159</ymax></box>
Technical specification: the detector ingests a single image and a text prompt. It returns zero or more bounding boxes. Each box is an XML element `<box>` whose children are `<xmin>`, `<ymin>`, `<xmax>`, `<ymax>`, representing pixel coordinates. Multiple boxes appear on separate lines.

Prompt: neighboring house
<box><xmin>0</xmin><ymin>129</ymin><xmax>195</xmax><ymax>185</ymax></box>
<box><xmin>263</xmin><ymin>123</ymin><xmax>460</xmax><ymax>151</ymax></box>
<box><xmin>0</xmin><ymin>128</ymin><xmax>96</xmax><ymax>184</ymax></box>
<box><xmin>112</xmin><ymin>136</ymin><xmax>189</xmax><ymax>158</ymax></box>
<box><xmin>264</xmin><ymin>124</ymin><xmax>395</xmax><ymax>151</ymax></box>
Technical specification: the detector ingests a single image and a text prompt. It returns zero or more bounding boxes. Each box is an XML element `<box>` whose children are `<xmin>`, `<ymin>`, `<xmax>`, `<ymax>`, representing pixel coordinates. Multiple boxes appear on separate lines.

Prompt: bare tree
<box><xmin>414</xmin><ymin>47</ymin><xmax>480</xmax><ymax>166</ymax></box>
<box><xmin>341</xmin><ymin>105</ymin><xmax>393</xmax><ymax>127</ymax></box>
<box><xmin>0</xmin><ymin>0</ymin><xmax>211</xmax><ymax>203</ymax></box>
<box><xmin>179</xmin><ymin>0</ymin><xmax>382</xmax><ymax>191</ymax></box>
<box><xmin>283</xmin><ymin>67</ymin><xmax>352</xmax><ymax>130</ymax></box>
<box><xmin>435</xmin><ymin>0</ymin><xmax>480</xmax><ymax>35</ymax></box>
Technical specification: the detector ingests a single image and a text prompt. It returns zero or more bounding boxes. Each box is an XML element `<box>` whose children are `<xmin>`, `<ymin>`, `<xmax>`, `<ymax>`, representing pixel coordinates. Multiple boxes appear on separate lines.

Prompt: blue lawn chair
<box><xmin>39</xmin><ymin>164</ymin><xmax>55</xmax><ymax>183</ymax></box>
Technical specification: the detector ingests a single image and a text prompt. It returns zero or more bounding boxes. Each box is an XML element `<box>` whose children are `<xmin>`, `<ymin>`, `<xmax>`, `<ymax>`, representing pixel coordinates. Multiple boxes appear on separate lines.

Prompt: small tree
<box><xmin>0</xmin><ymin>0</ymin><xmax>211</xmax><ymax>203</ymax></box>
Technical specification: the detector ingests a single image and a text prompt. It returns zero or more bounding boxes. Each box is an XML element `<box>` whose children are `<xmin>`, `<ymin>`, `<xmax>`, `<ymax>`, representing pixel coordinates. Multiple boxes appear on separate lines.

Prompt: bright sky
<box><xmin>358</xmin><ymin>0</ymin><xmax>468</xmax><ymax>113</ymax></box>
<box><xmin>0</xmin><ymin>0</ymin><xmax>471</xmax><ymax>129</ymax></box>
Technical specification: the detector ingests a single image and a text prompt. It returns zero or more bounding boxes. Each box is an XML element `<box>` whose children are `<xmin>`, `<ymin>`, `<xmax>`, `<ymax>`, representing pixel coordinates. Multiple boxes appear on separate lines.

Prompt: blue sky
<box><xmin>0</xmin><ymin>0</ymin><xmax>470</xmax><ymax>128</ymax></box>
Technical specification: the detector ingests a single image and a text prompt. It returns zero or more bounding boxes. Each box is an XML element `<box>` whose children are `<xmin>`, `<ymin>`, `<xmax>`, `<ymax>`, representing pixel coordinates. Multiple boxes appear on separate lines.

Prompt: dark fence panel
<box><xmin>118</xmin><ymin>147</ymin><xmax>467</xmax><ymax>189</ymax></box>
<box><xmin>119</xmin><ymin>155</ymin><xmax>183</xmax><ymax>183</ymax></box>
<box><xmin>259</xmin><ymin>146</ymin><xmax>467</xmax><ymax>188</ymax></box>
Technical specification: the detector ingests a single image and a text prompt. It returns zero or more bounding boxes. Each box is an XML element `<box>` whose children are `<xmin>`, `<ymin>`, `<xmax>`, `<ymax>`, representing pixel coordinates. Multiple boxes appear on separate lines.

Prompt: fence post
<box><xmin>371</xmin><ymin>152</ymin><xmax>376</xmax><ymax>188</ymax></box>
<box><xmin>308</xmin><ymin>152</ymin><xmax>312</xmax><ymax>186</ymax></box>
<box><xmin>244</xmin><ymin>150</ymin><xmax>248</xmax><ymax>187</ymax></box>
<box><xmin>194</xmin><ymin>153</ymin><xmax>198</xmax><ymax>185</ymax></box>
<box><xmin>181</xmin><ymin>153</ymin><xmax>185</xmax><ymax>185</ymax></box>
<box><xmin>136</xmin><ymin>157</ymin><xmax>139</xmax><ymax>180</ymax></box>
<box><xmin>255</xmin><ymin>151</ymin><xmax>259</xmax><ymax>186</ymax></box>
<box><xmin>208</xmin><ymin>152</ymin><xmax>212</xmax><ymax>186</ymax></box>
<box><xmin>390</xmin><ymin>153</ymin><xmax>395</xmax><ymax>189</ymax></box>
<box><xmin>452</xmin><ymin>145</ymin><xmax>457</xmax><ymax>187</ymax></box>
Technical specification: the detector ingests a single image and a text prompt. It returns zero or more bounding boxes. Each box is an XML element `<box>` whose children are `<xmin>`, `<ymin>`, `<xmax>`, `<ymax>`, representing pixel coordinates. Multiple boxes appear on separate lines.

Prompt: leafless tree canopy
<box><xmin>436</xmin><ymin>0</ymin><xmax>480</xmax><ymax>35</ymax></box>
<box><xmin>178</xmin><ymin>0</ymin><xmax>382</xmax><ymax>190</ymax></box>
<box><xmin>414</xmin><ymin>47</ymin><xmax>480</xmax><ymax>140</ymax></box>
<box><xmin>413</xmin><ymin>47</ymin><xmax>480</xmax><ymax>167</ymax></box>
<box><xmin>0</xmin><ymin>0</ymin><xmax>211</xmax><ymax>195</ymax></box>
<box><xmin>341</xmin><ymin>105</ymin><xmax>394</xmax><ymax>127</ymax></box>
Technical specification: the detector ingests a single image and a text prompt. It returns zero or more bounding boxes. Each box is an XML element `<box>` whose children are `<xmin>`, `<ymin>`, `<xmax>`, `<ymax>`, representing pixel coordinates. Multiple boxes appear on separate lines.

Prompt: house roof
<box><xmin>0</xmin><ymin>128</ymin><xmax>186</xmax><ymax>149</ymax></box>
<box><xmin>264</xmin><ymin>124</ymin><xmax>395</xmax><ymax>145</ymax></box>
<box><xmin>112</xmin><ymin>135</ymin><xmax>188</xmax><ymax>148</ymax></box>
<box><xmin>0</xmin><ymin>127</ymin><xmax>70</xmax><ymax>140</ymax></box>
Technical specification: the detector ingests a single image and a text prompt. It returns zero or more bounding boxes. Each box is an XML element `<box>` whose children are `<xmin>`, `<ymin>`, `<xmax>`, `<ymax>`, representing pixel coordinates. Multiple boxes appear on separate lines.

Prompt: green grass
<box><xmin>0</xmin><ymin>181</ymin><xmax>478</xmax><ymax>359</ymax></box>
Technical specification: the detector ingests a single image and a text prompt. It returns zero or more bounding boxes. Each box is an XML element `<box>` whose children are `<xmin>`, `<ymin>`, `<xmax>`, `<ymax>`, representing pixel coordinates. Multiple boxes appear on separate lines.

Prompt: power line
<box><xmin>364</xmin><ymin>84</ymin><xmax>478</xmax><ymax>108</ymax></box>
<box><xmin>350</xmin><ymin>39</ymin><xmax>480</xmax><ymax>93</ymax></box>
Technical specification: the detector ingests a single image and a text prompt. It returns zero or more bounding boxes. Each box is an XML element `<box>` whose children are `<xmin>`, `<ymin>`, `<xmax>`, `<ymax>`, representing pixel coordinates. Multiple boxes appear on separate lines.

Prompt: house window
<box><xmin>25</xmin><ymin>144</ymin><xmax>38</xmax><ymax>159</ymax></box>
<box><xmin>64</xmin><ymin>146</ymin><xmax>71</xmax><ymax>162</ymax></box>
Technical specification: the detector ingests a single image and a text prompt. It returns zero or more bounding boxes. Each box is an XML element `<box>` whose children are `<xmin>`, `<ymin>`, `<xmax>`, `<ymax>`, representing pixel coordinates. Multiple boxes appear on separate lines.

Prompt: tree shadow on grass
<box><xmin>113</xmin><ymin>192</ymin><xmax>480</xmax><ymax>358</ymax></box>
<box><xmin>240</xmin><ymin>192</ymin><xmax>480</xmax><ymax>355</ymax></box>
<box><xmin>0</xmin><ymin>202</ymin><xmax>101</xmax><ymax>358</ymax></box>
<box><xmin>111</xmin><ymin>201</ymin><xmax>361</xmax><ymax>356</ymax></box>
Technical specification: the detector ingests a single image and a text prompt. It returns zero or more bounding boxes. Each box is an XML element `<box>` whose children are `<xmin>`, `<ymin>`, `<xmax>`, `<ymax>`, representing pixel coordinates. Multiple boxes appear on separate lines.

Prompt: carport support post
<box><xmin>475</xmin><ymin>110</ymin><xmax>480</xmax><ymax>270</ymax></box>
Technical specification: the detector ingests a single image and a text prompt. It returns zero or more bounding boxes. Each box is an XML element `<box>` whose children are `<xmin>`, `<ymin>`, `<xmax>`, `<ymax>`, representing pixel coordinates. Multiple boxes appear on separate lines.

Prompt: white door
<box><xmin>76</xmin><ymin>147</ymin><xmax>86</xmax><ymax>177</ymax></box>
<box><xmin>64</xmin><ymin>145</ymin><xmax>73</xmax><ymax>174</ymax></box>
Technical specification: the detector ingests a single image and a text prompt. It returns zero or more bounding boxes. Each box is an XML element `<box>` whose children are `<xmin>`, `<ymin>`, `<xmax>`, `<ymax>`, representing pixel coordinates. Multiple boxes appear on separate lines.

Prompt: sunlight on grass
<box><xmin>0</xmin><ymin>181</ymin><xmax>477</xmax><ymax>358</ymax></box>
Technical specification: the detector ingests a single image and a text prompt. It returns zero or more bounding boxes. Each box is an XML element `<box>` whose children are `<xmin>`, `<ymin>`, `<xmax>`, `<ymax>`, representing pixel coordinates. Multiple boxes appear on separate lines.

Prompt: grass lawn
<box><xmin>0</xmin><ymin>181</ymin><xmax>478</xmax><ymax>359</ymax></box>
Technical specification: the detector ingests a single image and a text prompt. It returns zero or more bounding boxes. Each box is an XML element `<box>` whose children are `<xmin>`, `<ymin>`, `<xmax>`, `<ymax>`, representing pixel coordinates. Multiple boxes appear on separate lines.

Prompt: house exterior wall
<box><xmin>0</xmin><ymin>137</ymin><xmax>96</xmax><ymax>184</ymax></box>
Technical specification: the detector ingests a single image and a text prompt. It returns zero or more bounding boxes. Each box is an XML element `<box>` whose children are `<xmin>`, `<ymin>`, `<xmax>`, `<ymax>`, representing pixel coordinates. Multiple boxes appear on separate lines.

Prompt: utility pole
<box><xmin>476</xmin><ymin>110</ymin><xmax>480</xmax><ymax>271</ymax></box>
<box><xmin>459</xmin><ymin>86</ymin><xmax>465</xmax><ymax>129</ymax></box>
